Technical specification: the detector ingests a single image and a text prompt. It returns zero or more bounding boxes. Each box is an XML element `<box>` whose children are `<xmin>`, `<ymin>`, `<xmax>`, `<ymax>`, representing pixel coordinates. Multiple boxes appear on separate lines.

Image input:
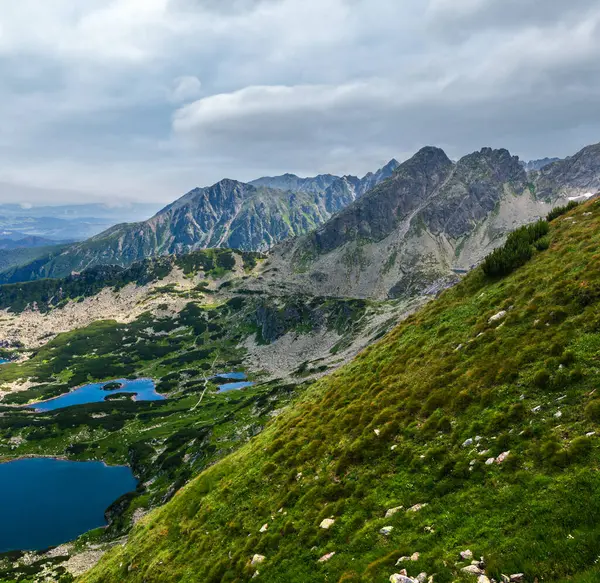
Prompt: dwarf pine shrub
<box><xmin>546</xmin><ymin>200</ymin><xmax>579</xmax><ymax>222</ymax></box>
<box><xmin>482</xmin><ymin>220</ymin><xmax>550</xmax><ymax>277</ymax></box>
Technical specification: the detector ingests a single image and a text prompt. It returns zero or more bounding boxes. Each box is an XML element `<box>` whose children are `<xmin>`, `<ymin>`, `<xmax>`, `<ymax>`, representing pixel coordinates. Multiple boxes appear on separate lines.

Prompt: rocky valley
<box><xmin>0</xmin><ymin>142</ymin><xmax>599</xmax><ymax>583</ymax></box>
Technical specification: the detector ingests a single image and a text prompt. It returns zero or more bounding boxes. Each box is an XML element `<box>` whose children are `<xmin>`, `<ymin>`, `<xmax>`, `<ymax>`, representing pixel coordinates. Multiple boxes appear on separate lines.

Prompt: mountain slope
<box><xmin>82</xmin><ymin>199</ymin><xmax>600</xmax><ymax>583</ymax></box>
<box><xmin>265</xmin><ymin>144</ymin><xmax>600</xmax><ymax>300</ymax></box>
<box><xmin>0</xmin><ymin>165</ymin><xmax>397</xmax><ymax>284</ymax></box>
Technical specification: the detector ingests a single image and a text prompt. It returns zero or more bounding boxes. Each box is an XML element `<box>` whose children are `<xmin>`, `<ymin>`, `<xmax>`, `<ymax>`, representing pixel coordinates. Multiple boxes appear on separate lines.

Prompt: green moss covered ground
<box><xmin>80</xmin><ymin>199</ymin><xmax>600</xmax><ymax>583</ymax></box>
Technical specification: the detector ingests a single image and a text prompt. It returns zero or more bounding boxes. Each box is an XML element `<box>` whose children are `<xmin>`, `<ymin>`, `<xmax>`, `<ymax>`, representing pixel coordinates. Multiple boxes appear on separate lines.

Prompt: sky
<box><xmin>1</xmin><ymin>0</ymin><xmax>599</xmax><ymax>206</ymax></box>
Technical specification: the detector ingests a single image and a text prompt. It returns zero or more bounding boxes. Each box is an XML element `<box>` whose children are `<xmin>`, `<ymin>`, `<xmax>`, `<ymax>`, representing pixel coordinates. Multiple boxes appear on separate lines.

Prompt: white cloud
<box><xmin>169</xmin><ymin>76</ymin><xmax>203</xmax><ymax>103</ymax></box>
<box><xmin>0</xmin><ymin>0</ymin><xmax>599</xmax><ymax>204</ymax></box>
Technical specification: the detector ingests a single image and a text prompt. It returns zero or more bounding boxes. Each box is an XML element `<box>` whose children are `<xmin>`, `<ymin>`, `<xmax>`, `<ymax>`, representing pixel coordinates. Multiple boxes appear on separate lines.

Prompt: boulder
<box><xmin>390</xmin><ymin>574</ymin><xmax>416</xmax><ymax>583</ymax></box>
<box><xmin>380</xmin><ymin>526</ymin><xmax>394</xmax><ymax>536</ymax></box>
<box><xmin>462</xmin><ymin>565</ymin><xmax>484</xmax><ymax>576</ymax></box>
<box><xmin>251</xmin><ymin>554</ymin><xmax>266</xmax><ymax>566</ymax></box>
<box><xmin>410</xmin><ymin>552</ymin><xmax>420</xmax><ymax>561</ymax></box>
<box><xmin>462</xmin><ymin>438</ymin><xmax>474</xmax><ymax>448</ymax></box>
<box><xmin>318</xmin><ymin>552</ymin><xmax>335</xmax><ymax>563</ymax></box>
<box><xmin>485</xmin><ymin>457</ymin><xmax>495</xmax><ymax>465</ymax></box>
<box><xmin>478</xmin><ymin>576</ymin><xmax>491</xmax><ymax>583</ymax></box>
<box><xmin>416</xmin><ymin>574</ymin><xmax>428</xmax><ymax>583</ymax></box>
<box><xmin>460</xmin><ymin>550</ymin><xmax>474</xmax><ymax>560</ymax></box>
<box><xmin>319</xmin><ymin>518</ymin><xmax>335</xmax><ymax>529</ymax></box>
<box><xmin>489</xmin><ymin>310</ymin><xmax>507</xmax><ymax>323</ymax></box>
<box><xmin>495</xmin><ymin>451</ymin><xmax>510</xmax><ymax>464</ymax></box>
<box><xmin>407</xmin><ymin>503</ymin><xmax>428</xmax><ymax>513</ymax></box>
<box><xmin>510</xmin><ymin>575</ymin><xmax>525</xmax><ymax>583</ymax></box>
<box><xmin>259</xmin><ymin>523</ymin><xmax>268</xmax><ymax>533</ymax></box>
<box><xmin>385</xmin><ymin>506</ymin><xmax>404</xmax><ymax>518</ymax></box>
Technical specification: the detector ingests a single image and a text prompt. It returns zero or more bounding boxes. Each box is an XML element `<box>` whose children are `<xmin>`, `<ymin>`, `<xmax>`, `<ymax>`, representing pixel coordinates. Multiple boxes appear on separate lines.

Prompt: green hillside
<box><xmin>80</xmin><ymin>200</ymin><xmax>600</xmax><ymax>582</ymax></box>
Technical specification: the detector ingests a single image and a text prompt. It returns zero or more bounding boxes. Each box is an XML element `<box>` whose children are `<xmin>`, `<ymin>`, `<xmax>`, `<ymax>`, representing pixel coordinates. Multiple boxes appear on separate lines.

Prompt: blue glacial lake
<box><xmin>213</xmin><ymin>372</ymin><xmax>254</xmax><ymax>392</ymax></box>
<box><xmin>28</xmin><ymin>378</ymin><xmax>165</xmax><ymax>412</ymax></box>
<box><xmin>0</xmin><ymin>359</ymin><xmax>10</xmax><ymax>365</ymax></box>
<box><xmin>0</xmin><ymin>458</ymin><xmax>137</xmax><ymax>553</ymax></box>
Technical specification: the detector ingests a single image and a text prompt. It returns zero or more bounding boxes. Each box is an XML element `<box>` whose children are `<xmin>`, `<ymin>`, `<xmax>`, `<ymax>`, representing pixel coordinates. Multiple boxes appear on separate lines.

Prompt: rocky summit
<box><xmin>264</xmin><ymin>143</ymin><xmax>600</xmax><ymax>300</ymax></box>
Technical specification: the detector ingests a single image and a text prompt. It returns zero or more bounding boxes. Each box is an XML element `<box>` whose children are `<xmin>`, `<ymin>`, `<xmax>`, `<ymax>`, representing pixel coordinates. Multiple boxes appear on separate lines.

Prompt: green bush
<box><xmin>547</xmin><ymin>201</ymin><xmax>579</xmax><ymax>222</ymax></box>
<box><xmin>482</xmin><ymin>220</ymin><xmax>549</xmax><ymax>277</ymax></box>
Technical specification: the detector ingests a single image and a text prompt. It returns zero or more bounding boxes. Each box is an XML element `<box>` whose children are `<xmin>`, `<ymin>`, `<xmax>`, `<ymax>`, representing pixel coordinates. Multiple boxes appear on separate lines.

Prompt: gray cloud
<box><xmin>0</xmin><ymin>0</ymin><xmax>598</xmax><ymax>204</ymax></box>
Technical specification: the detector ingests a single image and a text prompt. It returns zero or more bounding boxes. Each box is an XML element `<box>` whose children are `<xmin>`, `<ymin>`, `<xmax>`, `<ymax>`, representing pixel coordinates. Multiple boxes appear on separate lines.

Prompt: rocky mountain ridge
<box><xmin>262</xmin><ymin>143</ymin><xmax>600</xmax><ymax>299</ymax></box>
<box><xmin>0</xmin><ymin>162</ymin><xmax>398</xmax><ymax>284</ymax></box>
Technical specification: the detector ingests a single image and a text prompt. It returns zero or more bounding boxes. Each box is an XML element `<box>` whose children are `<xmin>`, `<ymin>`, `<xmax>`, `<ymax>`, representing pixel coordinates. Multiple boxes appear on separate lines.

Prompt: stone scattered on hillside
<box><xmin>478</xmin><ymin>576</ymin><xmax>491</xmax><ymax>583</ymax></box>
<box><xmin>462</xmin><ymin>564</ymin><xmax>484</xmax><ymax>575</ymax></box>
<box><xmin>251</xmin><ymin>554</ymin><xmax>266</xmax><ymax>566</ymax></box>
<box><xmin>374</xmin><ymin>428</ymin><xmax>381</xmax><ymax>436</ymax></box>
<box><xmin>407</xmin><ymin>503</ymin><xmax>428</xmax><ymax>512</ymax></box>
<box><xmin>385</xmin><ymin>506</ymin><xmax>404</xmax><ymax>518</ymax></box>
<box><xmin>390</xmin><ymin>574</ymin><xmax>416</xmax><ymax>583</ymax></box>
<box><xmin>259</xmin><ymin>523</ymin><xmax>268</xmax><ymax>532</ymax></box>
<box><xmin>460</xmin><ymin>549</ymin><xmax>473</xmax><ymax>560</ymax></box>
<box><xmin>489</xmin><ymin>310</ymin><xmax>507</xmax><ymax>323</ymax></box>
<box><xmin>319</xmin><ymin>518</ymin><xmax>335</xmax><ymax>529</ymax></box>
<box><xmin>380</xmin><ymin>526</ymin><xmax>394</xmax><ymax>536</ymax></box>
<box><xmin>318</xmin><ymin>552</ymin><xmax>336</xmax><ymax>563</ymax></box>
<box><xmin>496</xmin><ymin>451</ymin><xmax>510</xmax><ymax>464</ymax></box>
<box><xmin>485</xmin><ymin>457</ymin><xmax>495</xmax><ymax>465</ymax></box>
<box><xmin>510</xmin><ymin>575</ymin><xmax>525</xmax><ymax>582</ymax></box>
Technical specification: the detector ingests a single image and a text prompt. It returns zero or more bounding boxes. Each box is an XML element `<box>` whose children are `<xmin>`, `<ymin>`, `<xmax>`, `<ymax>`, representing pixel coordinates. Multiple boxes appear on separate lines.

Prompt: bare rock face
<box><xmin>534</xmin><ymin>143</ymin><xmax>600</xmax><ymax>200</ymax></box>
<box><xmin>266</xmin><ymin>142</ymin><xmax>600</xmax><ymax>301</ymax></box>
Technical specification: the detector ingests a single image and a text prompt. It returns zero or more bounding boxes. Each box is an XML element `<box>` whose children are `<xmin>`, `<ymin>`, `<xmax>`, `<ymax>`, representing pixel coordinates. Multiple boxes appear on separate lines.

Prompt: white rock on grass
<box><xmin>390</xmin><ymin>574</ymin><xmax>416</xmax><ymax>583</ymax></box>
<box><xmin>489</xmin><ymin>310</ymin><xmax>507</xmax><ymax>323</ymax></box>
<box><xmin>460</xmin><ymin>549</ymin><xmax>474</xmax><ymax>560</ymax></box>
<box><xmin>319</xmin><ymin>518</ymin><xmax>335</xmax><ymax>529</ymax></box>
<box><xmin>410</xmin><ymin>552</ymin><xmax>420</xmax><ymax>561</ymax></box>
<box><xmin>407</xmin><ymin>503</ymin><xmax>428</xmax><ymax>513</ymax></box>
<box><xmin>385</xmin><ymin>506</ymin><xmax>404</xmax><ymax>518</ymax></box>
<box><xmin>259</xmin><ymin>523</ymin><xmax>268</xmax><ymax>533</ymax></box>
<box><xmin>478</xmin><ymin>576</ymin><xmax>491</xmax><ymax>583</ymax></box>
<box><xmin>380</xmin><ymin>526</ymin><xmax>394</xmax><ymax>536</ymax></box>
<box><xmin>485</xmin><ymin>457</ymin><xmax>495</xmax><ymax>465</ymax></box>
<box><xmin>318</xmin><ymin>552</ymin><xmax>335</xmax><ymax>563</ymax></box>
<box><xmin>495</xmin><ymin>451</ymin><xmax>510</xmax><ymax>464</ymax></box>
<box><xmin>462</xmin><ymin>564</ymin><xmax>484</xmax><ymax>575</ymax></box>
<box><xmin>251</xmin><ymin>554</ymin><xmax>266</xmax><ymax>566</ymax></box>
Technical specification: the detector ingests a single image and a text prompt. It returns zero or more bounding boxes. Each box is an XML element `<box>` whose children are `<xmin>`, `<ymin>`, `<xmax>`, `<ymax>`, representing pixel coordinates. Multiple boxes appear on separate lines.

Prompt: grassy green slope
<box><xmin>83</xmin><ymin>200</ymin><xmax>600</xmax><ymax>583</ymax></box>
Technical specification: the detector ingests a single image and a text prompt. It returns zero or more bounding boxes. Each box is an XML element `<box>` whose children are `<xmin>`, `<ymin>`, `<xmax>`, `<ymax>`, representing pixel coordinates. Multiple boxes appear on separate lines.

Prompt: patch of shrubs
<box><xmin>482</xmin><ymin>220</ymin><xmax>550</xmax><ymax>277</ymax></box>
<box><xmin>546</xmin><ymin>200</ymin><xmax>579</xmax><ymax>222</ymax></box>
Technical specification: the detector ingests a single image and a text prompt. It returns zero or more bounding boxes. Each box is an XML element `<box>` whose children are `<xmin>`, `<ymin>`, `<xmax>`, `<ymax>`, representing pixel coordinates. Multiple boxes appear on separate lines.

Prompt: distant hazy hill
<box><xmin>0</xmin><ymin>162</ymin><xmax>397</xmax><ymax>283</ymax></box>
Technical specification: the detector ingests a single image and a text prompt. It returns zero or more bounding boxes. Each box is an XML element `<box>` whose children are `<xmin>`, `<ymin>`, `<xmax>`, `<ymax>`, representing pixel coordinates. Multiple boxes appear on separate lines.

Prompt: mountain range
<box><xmin>1</xmin><ymin>144</ymin><xmax>600</xmax><ymax>297</ymax></box>
<box><xmin>0</xmin><ymin>161</ymin><xmax>398</xmax><ymax>283</ymax></box>
<box><xmin>262</xmin><ymin>143</ymin><xmax>600</xmax><ymax>299</ymax></box>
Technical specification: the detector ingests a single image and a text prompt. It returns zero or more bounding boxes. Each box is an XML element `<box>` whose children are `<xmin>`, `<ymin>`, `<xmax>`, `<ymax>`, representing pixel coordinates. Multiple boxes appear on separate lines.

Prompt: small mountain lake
<box><xmin>213</xmin><ymin>372</ymin><xmax>254</xmax><ymax>392</ymax></box>
<box><xmin>0</xmin><ymin>359</ymin><xmax>10</xmax><ymax>365</ymax></box>
<box><xmin>28</xmin><ymin>378</ymin><xmax>165</xmax><ymax>412</ymax></box>
<box><xmin>0</xmin><ymin>458</ymin><xmax>137</xmax><ymax>553</ymax></box>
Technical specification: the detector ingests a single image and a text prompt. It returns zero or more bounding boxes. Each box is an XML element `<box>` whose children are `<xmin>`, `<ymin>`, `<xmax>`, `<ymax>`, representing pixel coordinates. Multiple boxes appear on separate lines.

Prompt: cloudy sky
<box><xmin>1</xmin><ymin>0</ymin><xmax>599</xmax><ymax>206</ymax></box>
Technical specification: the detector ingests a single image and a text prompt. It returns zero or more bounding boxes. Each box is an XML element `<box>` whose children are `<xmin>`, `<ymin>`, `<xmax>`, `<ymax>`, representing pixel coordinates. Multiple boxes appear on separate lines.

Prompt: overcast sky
<box><xmin>1</xmin><ymin>0</ymin><xmax>599</xmax><ymax>205</ymax></box>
